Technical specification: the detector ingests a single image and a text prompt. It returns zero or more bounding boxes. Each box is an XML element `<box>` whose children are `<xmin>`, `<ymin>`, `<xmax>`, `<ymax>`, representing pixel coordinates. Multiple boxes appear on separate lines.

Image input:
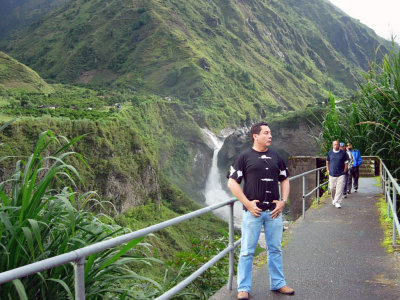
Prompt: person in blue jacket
<box><xmin>346</xmin><ymin>142</ymin><xmax>362</xmax><ymax>193</ymax></box>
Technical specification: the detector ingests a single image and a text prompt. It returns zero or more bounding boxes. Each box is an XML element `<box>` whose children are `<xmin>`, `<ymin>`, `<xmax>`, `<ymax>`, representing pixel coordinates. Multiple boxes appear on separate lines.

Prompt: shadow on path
<box><xmin>211</xmin><ymin>177</ymin><xmax>400</xmax><ymax>300</ymax></box>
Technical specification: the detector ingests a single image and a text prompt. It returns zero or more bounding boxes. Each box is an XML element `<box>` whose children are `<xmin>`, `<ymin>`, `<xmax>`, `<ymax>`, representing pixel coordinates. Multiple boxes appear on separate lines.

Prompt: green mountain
<box><xmin>0</xmin><ymin>0</ymin><xmax>70</xmax><ymax>38</ymax></box>
<box><xmin>0</xmin><ymin>51</ymin><xmax>54</xmax><ymax>93</ymax></box>
<box><xmin>0</xmin><ymin>0</ymin><xmax>392</xmax><ymax>129</ymax></box>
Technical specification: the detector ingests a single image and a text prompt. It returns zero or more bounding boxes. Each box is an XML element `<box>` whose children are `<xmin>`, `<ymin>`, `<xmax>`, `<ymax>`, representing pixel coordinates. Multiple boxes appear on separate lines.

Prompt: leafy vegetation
<box><xmin>376</xmin><ymin>194</ymin><xmax>399</xmax><ymax>253</ymax></box>
<box><xmin>1</xmin><ymin>0</ymin><xmax>399</xmax><ymax>296</ymax></box>
<box><xmin>312</xmin><ymin>43</ymin><xmax>400</xmax><ymax>176</ymax></box>
<box><xmin>0</xmin><ymin>130</ymin><xmax>163</xmax><ymax>299</ymax></box>
<box><xmin>168</xmin><ymin>233</ymin><xmax>240</xmax><ymax>299</ymax></box>
<box><xmin>0</xmin><ymin>127</ymin><xmax>238</xmax><ymax>298</ymax></box>
<box><xmin>313</xmin><ymin>43</ymin><xmax>400</xmax><ymax>220</ymax></box>
<box><xmin>0</xmin><ymin>51</ymin><xmax>53</xmax><ymax>94</ymax></box>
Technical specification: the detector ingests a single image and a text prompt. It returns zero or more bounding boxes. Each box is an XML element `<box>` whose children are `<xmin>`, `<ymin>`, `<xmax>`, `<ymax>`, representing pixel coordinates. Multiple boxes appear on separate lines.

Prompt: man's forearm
<box><xmin>280</xmin><ymin>178</ymin><xmax>290</xmax><ymax>201</ymax></box>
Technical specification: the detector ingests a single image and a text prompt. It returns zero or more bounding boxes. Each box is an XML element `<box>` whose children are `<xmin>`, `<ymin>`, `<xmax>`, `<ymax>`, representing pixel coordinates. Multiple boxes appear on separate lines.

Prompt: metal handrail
<box><xmin>0</xmin><ymin>198</ymin><xmax>238</xmax><ymax>299</ymax></box>
<box><xmin>380</xmin><ymin>161</ymin><xmax>400</xmax><ymax>245</ymax></box>
<box><xmin>0</xmin><ymin>166</ymin><xmax>332</xmax><ymax>299</ymax></box>
<box><xmin>289</xmin><ymin>166</ymin><xmax>328</xmax><ymax>218</ymax></box>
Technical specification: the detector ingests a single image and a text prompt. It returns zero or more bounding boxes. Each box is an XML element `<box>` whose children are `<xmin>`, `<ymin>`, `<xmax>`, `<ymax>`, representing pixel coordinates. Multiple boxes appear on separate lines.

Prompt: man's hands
<box><xmin>246</xmin><ymin>200</ymin><xmax>262</xmax><ymax>217</ymax></box>
<box><xmin>270</xmin><ymin>200</ymin><xmax>285</xmax><ymax>219</ymax></box>
<box><xmin>245</xmin><ymin>200</ymin><xmax>285</xmax><ymax>218</ymax></box>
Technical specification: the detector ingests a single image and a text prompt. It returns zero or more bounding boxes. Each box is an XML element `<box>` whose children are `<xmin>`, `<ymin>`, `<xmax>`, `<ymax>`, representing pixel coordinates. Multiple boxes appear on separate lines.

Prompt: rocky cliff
<box><xmin>218</xmin><ymin>116</ymin><xmax>321</xmax><ymax>173</ymax></box>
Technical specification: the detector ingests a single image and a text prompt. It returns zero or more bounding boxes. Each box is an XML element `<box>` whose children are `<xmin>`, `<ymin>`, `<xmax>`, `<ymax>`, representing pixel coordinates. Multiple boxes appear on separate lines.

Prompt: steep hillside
<box><xmin>0</xmin><ymin>0</ymin><xmax>70</xmax><ymax>38</ymax></box>
<box><xmin>0</xmin><ymin>0</ymin><xmax>392</xmax><ymax>129</ymax></box>
<box><xmin>0</xmin><ymin>51</ymin><xmax>54</xmax><ymax>93</ymax></box>
<box><xmin>0</xmin><ymin>98</ymin><xmax>213</xmax><ymax>209</ymax></box>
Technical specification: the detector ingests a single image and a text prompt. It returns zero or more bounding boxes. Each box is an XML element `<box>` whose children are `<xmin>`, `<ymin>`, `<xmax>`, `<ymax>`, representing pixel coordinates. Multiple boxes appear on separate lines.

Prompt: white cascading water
<box><xmin>201</xmin><ymin>128</ymin><xmax>243</xmax><ymax>228</ymax></box>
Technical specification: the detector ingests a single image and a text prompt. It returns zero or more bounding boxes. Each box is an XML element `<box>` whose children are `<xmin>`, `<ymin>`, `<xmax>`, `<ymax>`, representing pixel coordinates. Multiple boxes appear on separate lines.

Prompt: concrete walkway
<box><xmin>211</xmin><ymin>178</ymin><xmax>400</xmax><ymax>300</ymax></box>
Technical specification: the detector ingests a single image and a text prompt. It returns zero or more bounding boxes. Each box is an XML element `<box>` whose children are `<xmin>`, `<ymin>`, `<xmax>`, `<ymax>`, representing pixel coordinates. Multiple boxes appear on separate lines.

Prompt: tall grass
<box><xmin>0</xmin><ymin>130</ymin><xmax>162</xmax><ymax>299</ymax></box>
<box><xmin>310</xmin><ymin>93</ymin><xmax>369</xmax><ymax>153</ymax></box>
<box><xmin>313</xmin><ymin>42</ymin><xmax>400</xmax><ymax>177</ymax></box>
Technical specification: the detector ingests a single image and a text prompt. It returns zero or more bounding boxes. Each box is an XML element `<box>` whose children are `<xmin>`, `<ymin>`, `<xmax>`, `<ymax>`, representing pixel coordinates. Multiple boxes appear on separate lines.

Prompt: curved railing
<box><xmin>380</xmin><ymin>161</ymin><xmax>400</xmax><ymax>246</ymax></box>
<box><xmin>0</xmin><ymin>165</ymin><xmax>368</xmax><ymax>299</ymax></box>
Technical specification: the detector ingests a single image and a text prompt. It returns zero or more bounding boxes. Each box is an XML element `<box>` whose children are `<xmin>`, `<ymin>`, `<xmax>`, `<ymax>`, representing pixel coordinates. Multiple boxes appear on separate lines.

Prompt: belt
<box><xmin>243</xmin><ymin>201</ymin><xmax>276</xmax><ymax>212</ymax></box>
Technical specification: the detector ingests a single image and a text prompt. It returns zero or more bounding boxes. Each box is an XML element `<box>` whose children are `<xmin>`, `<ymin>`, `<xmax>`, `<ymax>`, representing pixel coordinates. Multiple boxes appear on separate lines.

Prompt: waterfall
<box><xmin>201</xmin><ymin>128</ymin><xmax>243</xmax><ymax>227</ymax></box>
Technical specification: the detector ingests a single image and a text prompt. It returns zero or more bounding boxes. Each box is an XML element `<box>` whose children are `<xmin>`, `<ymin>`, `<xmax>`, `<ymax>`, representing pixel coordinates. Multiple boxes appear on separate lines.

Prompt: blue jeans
<box><xmin>237</xmin><ymin>210</ymin><xmax>286</xmax><ymax>293</ymax></box>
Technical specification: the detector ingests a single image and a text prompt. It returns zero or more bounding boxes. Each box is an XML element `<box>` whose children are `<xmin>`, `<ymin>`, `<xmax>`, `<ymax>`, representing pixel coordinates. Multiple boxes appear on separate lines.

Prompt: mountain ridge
<box><xmin>0</xmin><ymin>0</ymin><xmax>393</xmax><ymax>129</ymax></box>
<box><xmin>0</xmin><ymin>51</ymin><xmax>54</xmax><ymax>93</ymax></box>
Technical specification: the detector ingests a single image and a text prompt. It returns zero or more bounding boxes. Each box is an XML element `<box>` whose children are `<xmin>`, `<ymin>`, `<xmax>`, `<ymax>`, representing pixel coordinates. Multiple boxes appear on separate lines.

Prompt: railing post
<box><xmin>385</xmin><ymin>172</ymin><xmax>388</xmax><ymax>204</ymax></box>
<box><xmin>75</xmin><ymin>257</ymin><xmax>86</xmax><ymax>300</ymax></box>
<box><xmin>393</xmin><ymin>187</ymin><xmax>397</xmax><ymax>246</ymax></box>
<box><xmin>317</xmin><ymin>169</ymin><xmax>320</xmax><ymax>205</ymax></box>
<box><xmin>387</xmin><ymin>181</ymin><xmax>391</xmax><ymax>218</ymax></box>
<box><xmin>227</xmin><ymin>202</ymin><xmax>235</xmax><ymax>290</ymax></box>
<box><xmin>302</xmin><ymin>175</ymin><xmax>306</xmax><ymax>219</ymax></box>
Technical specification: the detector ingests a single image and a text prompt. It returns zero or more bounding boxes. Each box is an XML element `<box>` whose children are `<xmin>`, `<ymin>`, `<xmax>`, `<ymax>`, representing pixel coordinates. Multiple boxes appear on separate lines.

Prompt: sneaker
<box><xmin>347</xmin><ymin>190</ymin><xmax>351</xmax><ymax>194</ymax></box>
<box><xmin>344</xmin><ymin>194</ymin><xmax>347</xmax><ymax>198</ymax></box>
<box><xmin>354</xmin><ymin>189</ymin><xmax>357</xmax><ymax>193</ymax></box>
<box><xmin>335</xmin><ymin>203</ymin><xmax>342</xmax><ymax>208</ymax></box>
<box><xmin>332</xmin><ymin>200</ymin><xmax>335</xmax><ymax>205</ymax></box>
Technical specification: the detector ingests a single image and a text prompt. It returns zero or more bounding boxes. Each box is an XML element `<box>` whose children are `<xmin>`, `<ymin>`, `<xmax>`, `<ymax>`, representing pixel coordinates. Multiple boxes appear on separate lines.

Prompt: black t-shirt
<box><xmin>228</xmin><ymin>148</ymin><xmax>289</xmax><ymax>203</ymax></box>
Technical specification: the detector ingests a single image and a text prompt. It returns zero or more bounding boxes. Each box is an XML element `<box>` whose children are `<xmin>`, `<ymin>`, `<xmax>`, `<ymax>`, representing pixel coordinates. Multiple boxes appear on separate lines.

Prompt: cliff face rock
<box><xmin>218</xmin><ymin>127</ymin><xmax>251</xmax><ymax>170</ymax></box>
<box><xmin>170</xmin><ymin>140</ymin><xmax>213</xmax><ymax>204</ymax></box>
<box><xmin>0</xmin><ymin>120</ymin><xmax>164</xmax><ymax>214</ymax></box>
<box><xmin>218</xmin><ymin>120</ymin><xmax>321</xmax><ymax>174</ymax></box>
<box><xmin>105</xmin><ymin>165</ymin><xmax>161</xmax><ymax>213</ymax></box>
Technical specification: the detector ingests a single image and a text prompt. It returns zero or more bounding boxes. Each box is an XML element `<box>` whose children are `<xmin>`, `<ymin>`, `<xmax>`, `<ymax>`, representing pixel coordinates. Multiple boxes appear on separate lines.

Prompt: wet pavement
<box><xmin>210</xmin><ymin>177</ymin><xmax>400</xmax><ymax>300</ymax></box>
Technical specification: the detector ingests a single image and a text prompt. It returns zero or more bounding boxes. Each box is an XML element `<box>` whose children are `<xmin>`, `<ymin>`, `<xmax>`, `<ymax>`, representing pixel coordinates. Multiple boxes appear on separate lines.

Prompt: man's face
<box><xmin>254</xmin><ymin>125</ymin><xmax>272</xmax><ymax>147</ymax></box>
<box><xmin>332</xmin><ymin>141</ymin><xmax>340</xmax><ymax>151</ymax></box>
<box><xmin>347</xmin><ymin>143</ymin><xmax>353</xmax><ymax>150</ymax></box>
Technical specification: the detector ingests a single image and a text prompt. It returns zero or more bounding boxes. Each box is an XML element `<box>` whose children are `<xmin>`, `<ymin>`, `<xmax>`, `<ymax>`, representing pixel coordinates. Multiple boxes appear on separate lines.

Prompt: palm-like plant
<box><xmin>313</xmin><ymin>42</ymin><xmax>400</xmax><ymax>177</ymax></box>
<box><xmin>357</xmin><ymin>44</ymin><xmax>400</xmax><ymax>174</ymax></box>
<box><xmin>310</xmin><ymin>93</ymin><xmax>369</xmax><ymax>154</ymax></box>
<box><xmin>0</xmin><ymin>130</ymin><xmax>162</xmax><ymax>299</ymax></box>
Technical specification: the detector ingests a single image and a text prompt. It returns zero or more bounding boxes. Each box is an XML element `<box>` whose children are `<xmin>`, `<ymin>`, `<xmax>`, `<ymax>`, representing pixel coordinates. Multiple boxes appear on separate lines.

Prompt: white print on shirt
<box><xmin>230</xmin><ymin>166</ymin><xmax>243</xmax><ymax>179</ymax></box>
<box><xmin>229</xmin><ymin>166</ymin><xmax>235</xmax><ymax>177</ymax></box>
<box><xmin>259</xmin><ymin>155</ymin><xmax>272</xmax><ymax>160</ymax></box>
<box><xmin>261</xmin><ymin>178</ymin><xmax>274</xmax><ymax>182</ymax></box>
<box><xmin>280</xmin><ymin>170</ymin><xmax>287</xmax><ymax>177</ymax></box>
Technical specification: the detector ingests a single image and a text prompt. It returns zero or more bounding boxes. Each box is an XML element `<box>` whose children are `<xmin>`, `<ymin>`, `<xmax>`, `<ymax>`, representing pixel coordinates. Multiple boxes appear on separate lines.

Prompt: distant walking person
<box><xmin>346</xmin><ymin>142</ymin><xmax>362</xmax><ymax>193</ymax></box>
<box><xmin>227</xmin><ymin>122</ymin><xmax>294</xmax><ymax>300</ymax></box>
<box><xmin>343</xmin><ymin>143</ymin><xmax>354</xmax><ymax>198</ymax></box>
<box><xmin>326</xmin><ymin>140</ymin><xmax>348</xmax><ymax>208</ymax></box>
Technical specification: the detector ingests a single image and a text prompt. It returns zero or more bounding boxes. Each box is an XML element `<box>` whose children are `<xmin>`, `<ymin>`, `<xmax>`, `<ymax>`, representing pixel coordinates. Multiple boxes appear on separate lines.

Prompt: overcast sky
<box><xmin>329</xmin><ymin>0</ymin><xmax>400</xmax><ymax>43</ymax></box>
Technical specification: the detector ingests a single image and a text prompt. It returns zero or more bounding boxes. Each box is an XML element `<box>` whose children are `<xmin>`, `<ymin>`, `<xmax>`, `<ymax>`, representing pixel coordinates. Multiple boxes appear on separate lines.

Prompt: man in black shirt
<box><xmin>326</xmin><ymin>140</ymin><xmax>348</xmax><ymax>208</ymax></box>
<box><xmin>228</xmin><ymin>122</ymin><xmax>294</xmax><ymax>299</ymax></box>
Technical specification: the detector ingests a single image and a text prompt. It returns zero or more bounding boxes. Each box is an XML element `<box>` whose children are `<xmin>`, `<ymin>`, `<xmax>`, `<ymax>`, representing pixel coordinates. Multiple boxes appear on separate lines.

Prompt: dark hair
<box><xmin>250</xmin><ymin>122</ymin><xmax>269</xmax><ymax>140</ymax></box>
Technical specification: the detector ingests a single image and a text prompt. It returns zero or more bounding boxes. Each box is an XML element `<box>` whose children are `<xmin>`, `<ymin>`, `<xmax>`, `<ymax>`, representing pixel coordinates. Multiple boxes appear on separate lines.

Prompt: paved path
<box><xmin>211</xmin><ymin>178</ymin><xmax>400</xmax><ymax>300</ymax></box>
